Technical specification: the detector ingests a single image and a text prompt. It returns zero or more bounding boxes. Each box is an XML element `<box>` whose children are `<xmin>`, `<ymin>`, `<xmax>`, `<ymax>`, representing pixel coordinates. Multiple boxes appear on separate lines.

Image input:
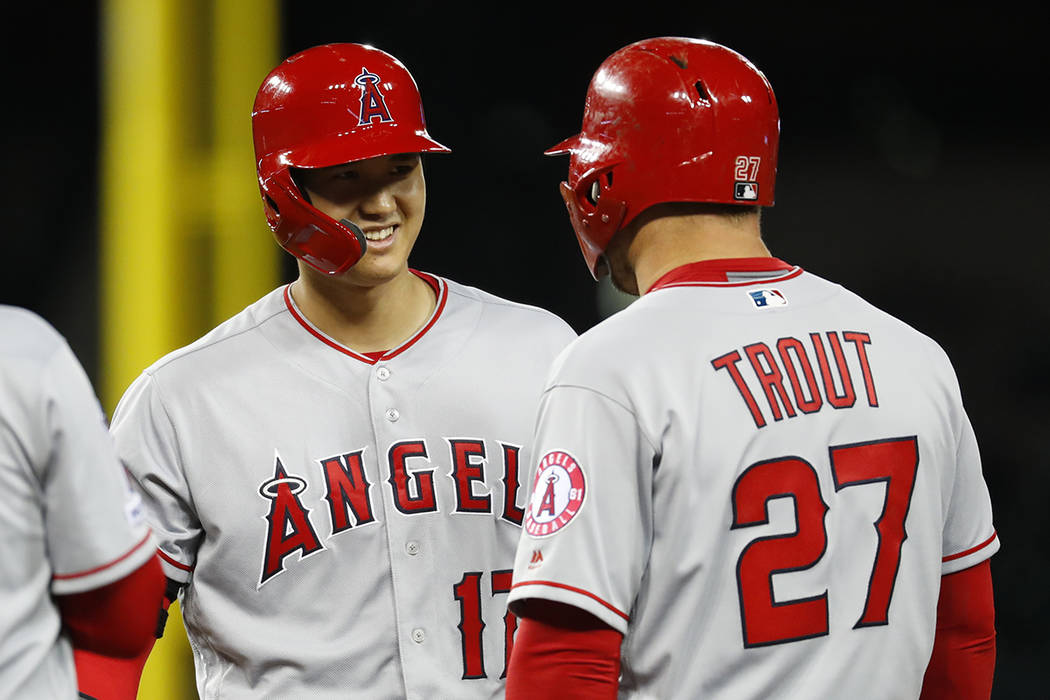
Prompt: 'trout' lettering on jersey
<box><xmin>257</xmin><ymin>437</ymin><xmax>524</xmax><ymax>586</ymax></box>
<box><xmin>711</xmin><ymin>330</ymin><xmax>877</xmax><ymax>428</ymax></box>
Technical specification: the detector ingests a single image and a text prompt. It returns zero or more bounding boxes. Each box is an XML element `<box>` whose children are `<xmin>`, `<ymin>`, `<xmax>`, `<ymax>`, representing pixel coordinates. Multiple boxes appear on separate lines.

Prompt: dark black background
<box><xmin>3</xmin><ymin>2</ymin><xmax>1047</xmax><ymax>696</ymax></box>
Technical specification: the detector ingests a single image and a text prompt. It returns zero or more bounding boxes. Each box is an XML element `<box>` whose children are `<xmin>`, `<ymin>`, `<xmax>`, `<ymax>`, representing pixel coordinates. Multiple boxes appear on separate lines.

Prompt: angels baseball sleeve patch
<box><xmin>524</xmin><ymin>450</ymin><xmax>587</xmax><ymax>537</ymax></box>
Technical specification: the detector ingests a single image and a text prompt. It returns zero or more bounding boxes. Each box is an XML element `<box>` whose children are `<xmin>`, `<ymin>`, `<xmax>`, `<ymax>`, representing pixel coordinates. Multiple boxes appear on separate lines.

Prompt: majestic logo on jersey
<box><xmin>524</xmin><ymin>450</ymin><xmax>586</xmax><ymax>537</ymax></box>
<box><xmin>355</xmin><ymin>68</ymin><xmax>394</xmax><ymax>125</ymax></box>
<box><xmin>748</xmin><ymin>288</ymin><xmax>787</xmax><ymax>308</ymax></box>
<box><xmin>528</xmin><ymin>549</ymin><xmax>544</xmax><ymax>569</ymax></box>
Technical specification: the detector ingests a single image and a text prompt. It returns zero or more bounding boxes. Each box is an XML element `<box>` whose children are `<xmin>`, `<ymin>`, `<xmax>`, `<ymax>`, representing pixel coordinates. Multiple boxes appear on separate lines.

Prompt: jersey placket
<box><xmin>366</xmin><ymin>355</ymin><xmax>440</xmax><ymax>700</ymax></box>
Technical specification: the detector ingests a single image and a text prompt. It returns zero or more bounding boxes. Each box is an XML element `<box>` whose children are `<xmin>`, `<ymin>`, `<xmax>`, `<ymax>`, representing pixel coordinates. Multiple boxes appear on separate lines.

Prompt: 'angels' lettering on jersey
<box><xmin>712</xmin><ymin>330</ymin><xmax>877</xmax><ymax>428</ymax></box>
<box><xmin>257</xmin><ymin>438</ymin><xmax>525</xmax><ymax>586</ymax></box>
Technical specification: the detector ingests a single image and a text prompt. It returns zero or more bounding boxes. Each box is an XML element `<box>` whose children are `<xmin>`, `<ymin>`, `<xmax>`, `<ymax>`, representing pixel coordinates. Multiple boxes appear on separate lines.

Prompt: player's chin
<box><xmin>342</xmin><ymin>255</ymin><xmax>412</xmax><ymax>288</ymax></box>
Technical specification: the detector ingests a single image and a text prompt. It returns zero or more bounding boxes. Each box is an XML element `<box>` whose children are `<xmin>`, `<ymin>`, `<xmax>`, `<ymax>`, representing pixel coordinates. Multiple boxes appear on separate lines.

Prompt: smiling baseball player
<box><xmin>506</xmin><ymin>38</ymin><xmax>998</xmax><ymax>700</ymax></box>
<box><xmin>75</xmin><ymin>43</ymin><xmax>575</xmax><ymax>699</ymax></box>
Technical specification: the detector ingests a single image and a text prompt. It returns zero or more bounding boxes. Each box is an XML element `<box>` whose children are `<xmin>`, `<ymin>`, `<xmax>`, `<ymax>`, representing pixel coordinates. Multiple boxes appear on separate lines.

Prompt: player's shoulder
<box><xmin>820</xmin><ymin>272</ymin><xmax>951</xmax><ymax>353</ymax></box>
<box><xmin>543</xmin><ymin>297</ymin><xmax>651</xmax><ymax>387</ymax></box>
<box><xmin>138</xmin><ymin>287</ymin><xmax>289</xmax><ymax>377</ymax></box>
<box><xmin>0</xmin><ymin>307</ymin><xmax>86</xmax><ymax>415</ymax></box>
<box><xmin>437</xmin><ymin>274</ymin><xmax>577</xmax><ymax>338</ymax></box>
<box><xmin>0</xmin><ymin>305</ymin><xmax>67</xmax><ymax>361</ymax></box>
<box><xmin>799</xmin><ymin>270</ymin><xmax>965</xmax><ymax>393</ymax></box>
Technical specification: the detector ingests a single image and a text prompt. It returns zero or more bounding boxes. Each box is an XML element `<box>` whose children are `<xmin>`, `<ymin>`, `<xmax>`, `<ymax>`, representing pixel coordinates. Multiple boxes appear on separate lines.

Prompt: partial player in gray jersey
<box><xmin>506</xmin><ymin>39</ymin><xmax>998</xmax><ymax>700</ymax></box>
<box><xmin>76</xmin><ymin>44</ymin><xmax>575</xmax><ymax>699</ymax></box>
<box><xmin>0</xmin><ymin>306</ymin><xmax>163</xmax><ymax>699</ymax></box>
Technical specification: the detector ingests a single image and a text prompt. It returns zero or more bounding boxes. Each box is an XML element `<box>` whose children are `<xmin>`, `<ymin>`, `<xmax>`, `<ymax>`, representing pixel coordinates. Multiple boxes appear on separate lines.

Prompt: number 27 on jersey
<box><xmin>731</xmin><ymin>436</ymin><xmax>919</xmax><ymax>648</ymax></box>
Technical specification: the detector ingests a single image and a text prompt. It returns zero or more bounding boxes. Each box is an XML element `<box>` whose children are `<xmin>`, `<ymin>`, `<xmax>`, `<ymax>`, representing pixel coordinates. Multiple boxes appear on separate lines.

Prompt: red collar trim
<box><xmin>645</xmin><ymin>257</ymin><xmax>802</xmax><ymax>293</ymax></box>
<box><xmin>283</xmin><ymin>270</ymin><xmax>448</xmax><ymax>365</ymax></box>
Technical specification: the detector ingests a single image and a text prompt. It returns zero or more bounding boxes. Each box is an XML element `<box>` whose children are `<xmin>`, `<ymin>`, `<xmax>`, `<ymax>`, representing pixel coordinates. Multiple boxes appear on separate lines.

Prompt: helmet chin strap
<box><xmin>339</xmin><ymin>218</ymin><xmax>368</xmax><ymax>254</ymax></box>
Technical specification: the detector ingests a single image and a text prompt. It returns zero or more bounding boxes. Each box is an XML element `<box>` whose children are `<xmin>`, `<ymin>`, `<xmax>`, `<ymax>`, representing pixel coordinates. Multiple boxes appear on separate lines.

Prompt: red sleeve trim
<box><xmin>53</xmin><ymin>531</ymin><xmax>153</xmax><ymax>581</ymax></box>
<box><xmin>156</xmin><ymin>548</ymin><xmax>193</xmax><ymax>572</ymax></box>
<box><xmin>942</xmin><ymin>532</ymin><xmax>997</xmax><ymax>562</ymax></box>
<box><xmin>512</xmin><ymin>580</ymin><xmax>629</xmax><ymax>621</ymax></box>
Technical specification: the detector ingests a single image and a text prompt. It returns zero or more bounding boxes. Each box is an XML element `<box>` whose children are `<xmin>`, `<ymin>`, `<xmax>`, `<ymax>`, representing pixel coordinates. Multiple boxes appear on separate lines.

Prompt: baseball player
<box><xmin>75</xmin><ymin>43</ymin><xmax>575</xmax><ymax>699</ymax></box>
<box><xmin>0</xmin><ymin>306</ymin><xmax>164</xmax><ymax>698</ymax></box>
<box><xmin>506</xmin><ymin>38</ymin><xmax>998</xmax><ymax>699</ymax></box>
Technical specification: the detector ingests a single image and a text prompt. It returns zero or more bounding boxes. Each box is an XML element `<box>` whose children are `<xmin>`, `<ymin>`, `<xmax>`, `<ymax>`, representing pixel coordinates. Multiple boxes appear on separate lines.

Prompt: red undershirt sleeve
<box><xmin>919</xmin><ymin>559</ymin><xmax>996</xmax><ymax>700</ymax></box>
<box><xmin>73</xmin><ymin>645</ymin><xmax>156</xmax><ymax>700</ymax></box>
<box><xmin>56</xmin><ymin>554</ymin><xmax>165</xmax><ymax>657</ymax></box>
<box><xmin>506</xmin><ymin>600</ymin><xmax>623</xmax><ymax>700</ymax></box>
<box><xmin>60</xmin><ymin>562</ymin><xmax>175</xmax><ymax>700</ymax></box>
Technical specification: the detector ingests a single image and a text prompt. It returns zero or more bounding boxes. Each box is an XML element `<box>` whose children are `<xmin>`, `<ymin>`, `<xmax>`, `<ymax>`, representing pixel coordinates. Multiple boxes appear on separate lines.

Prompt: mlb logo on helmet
<box><xmin>748</xmin><ymin>289</ymin><xmax>787</xmax><ymax>308</ymax></box>
<box><xmin>734</xmin><ymin>182</ymin><xmax>759</xmax><ymax>200</ymax></box>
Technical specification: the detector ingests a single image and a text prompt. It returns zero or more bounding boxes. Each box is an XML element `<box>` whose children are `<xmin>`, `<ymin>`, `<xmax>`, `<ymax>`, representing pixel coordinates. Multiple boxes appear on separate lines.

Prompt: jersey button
<box><xmin>411</xmin><ymin>628</ymin><xmax>425</xmax><ymax>643</ymax></box>
<box><xmin>376</xmin><ymin>366</ymin><xmax>391</xmax><ymax>380</ymax></box>
<box><xmin>385</xmin><ymin>408</ymin><xmax>400</xmax><ymax>422</ymax></box>
<box><xmin>406</xmin><ymin>541</ymin><xmax>420</xmax><ymax>556</ymax></box>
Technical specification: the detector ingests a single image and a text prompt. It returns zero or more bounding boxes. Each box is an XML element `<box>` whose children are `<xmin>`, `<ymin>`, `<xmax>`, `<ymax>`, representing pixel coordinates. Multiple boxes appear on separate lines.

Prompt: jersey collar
<box><xmin>283</xmin><ymin>270</ymin><xmax>448</xmax><ymax>365</ymax></box>
<box><xmin>645</xmin><ymin>257</ymin><xmax>801</xmax><ymax>294</ymax></box>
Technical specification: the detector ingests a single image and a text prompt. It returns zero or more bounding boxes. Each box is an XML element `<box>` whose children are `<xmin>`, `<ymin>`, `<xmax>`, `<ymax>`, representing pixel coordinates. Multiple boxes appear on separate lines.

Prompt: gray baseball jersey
<box><xmin>508</xmin><ymin>258</ymin><xmax>998</xmax><ymax>699</ymax></box>
<box><xmin>0</xmin><ymin>306</ymin><xmax>155</xmax><ymax>699</ymax></box>
<box><xmin>112</xmin><ymin>272</ymin><xmax>575</xmax><ymax>699</ymax></box>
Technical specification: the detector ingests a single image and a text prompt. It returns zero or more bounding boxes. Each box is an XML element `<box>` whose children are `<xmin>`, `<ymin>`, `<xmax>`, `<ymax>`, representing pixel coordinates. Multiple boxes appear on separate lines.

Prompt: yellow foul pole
<box><xmin>211</xmin><ymin>0</ymin><xmax>280</xmax><ymax>323</ymax></box>
<box><xmin>100</xmin><ymin>0</ymin><xmax>184</xmax><ymax>410</ymax></box>
<box><xmin>101</xmin><ymin>1</ymin><xmax>278</xmax><ymax>698</ymax></box>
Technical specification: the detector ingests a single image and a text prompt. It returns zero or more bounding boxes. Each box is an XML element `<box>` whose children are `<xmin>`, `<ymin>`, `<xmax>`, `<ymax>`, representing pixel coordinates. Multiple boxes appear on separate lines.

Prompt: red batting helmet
<box><xmin>252</xmin><ymin>43</ymin><xmax>450</xmax><ymax>275</ymax></box>
<box><xmin>547</xmin><ymin>37</ymin><xmax>779</xmax><ymax>278</ymax></box>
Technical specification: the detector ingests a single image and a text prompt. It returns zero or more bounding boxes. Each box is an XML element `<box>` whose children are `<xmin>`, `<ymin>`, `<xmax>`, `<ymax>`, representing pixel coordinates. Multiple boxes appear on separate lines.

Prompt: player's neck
<box><xmin>629</xmin><ymin>213</ymin><xmax>771</xmax><ymax>294</ymax></box>
<box><xmin>289</xmin><ymin>269</ymin><xmax>437</xmax><ymax>353</ymax></box>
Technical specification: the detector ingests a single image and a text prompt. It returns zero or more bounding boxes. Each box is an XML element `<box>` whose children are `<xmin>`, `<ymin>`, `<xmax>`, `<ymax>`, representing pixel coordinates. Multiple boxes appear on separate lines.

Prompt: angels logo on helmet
<box><xmin>354</xmin><ymin>68</ymin><xmax>394</xmax><ymax>125</ymax></box>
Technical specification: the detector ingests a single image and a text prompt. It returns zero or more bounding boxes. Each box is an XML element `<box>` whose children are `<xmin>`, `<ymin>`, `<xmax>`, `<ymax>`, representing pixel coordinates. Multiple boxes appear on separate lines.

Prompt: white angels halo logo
<box><xmin>524</xmin><ymin>450</ymin><xmax>586</xmax><ymax>537</ymax></box>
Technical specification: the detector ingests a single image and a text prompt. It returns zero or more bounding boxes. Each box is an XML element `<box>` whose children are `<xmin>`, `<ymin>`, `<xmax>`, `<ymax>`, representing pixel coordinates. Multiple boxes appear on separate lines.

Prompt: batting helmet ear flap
<box><xmin>557</xmin><ymin>179</ymin><xmax>626</xmax><ymax>279</ymax></box>
<box><xmin>259</xmin><ymin>167</ymin><xmax>367</xmax><ymax>275</ymax></box>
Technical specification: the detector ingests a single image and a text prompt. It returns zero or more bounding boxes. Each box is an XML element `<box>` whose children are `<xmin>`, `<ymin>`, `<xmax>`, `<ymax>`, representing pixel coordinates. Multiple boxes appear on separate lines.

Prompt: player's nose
<box><xmin>357</xmin><ymin>187</ymin><xmax>397</xmax><ymax>218</ymax></box>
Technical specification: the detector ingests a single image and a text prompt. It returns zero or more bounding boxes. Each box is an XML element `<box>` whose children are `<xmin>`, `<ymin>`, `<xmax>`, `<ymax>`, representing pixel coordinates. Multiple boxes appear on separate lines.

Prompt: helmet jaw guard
<box><xmin>252</xmin><ymin>44</ymin><xmax>449</xmax><ymax>275</ymax></box>
<box><xmin>548</xmin><ymin>38</ymin><xmax>780</xmax><ymax>279</ymax></box>
<box><xmin>257</xmin><ymin>166</ymin><xmax>368</xmax><ymax>276</ymax></box>
<box><xmin>556</xmin><ymin>180</ymin><xmax>626</xmax><ymax>279</ymax></box>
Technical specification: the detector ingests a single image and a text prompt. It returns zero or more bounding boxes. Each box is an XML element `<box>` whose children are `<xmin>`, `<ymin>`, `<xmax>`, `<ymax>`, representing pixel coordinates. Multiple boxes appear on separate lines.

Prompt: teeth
<box><xmin>364</xmin><ymin>226</ymin><xmax>395</xmax><ymax>241</ymax></box>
